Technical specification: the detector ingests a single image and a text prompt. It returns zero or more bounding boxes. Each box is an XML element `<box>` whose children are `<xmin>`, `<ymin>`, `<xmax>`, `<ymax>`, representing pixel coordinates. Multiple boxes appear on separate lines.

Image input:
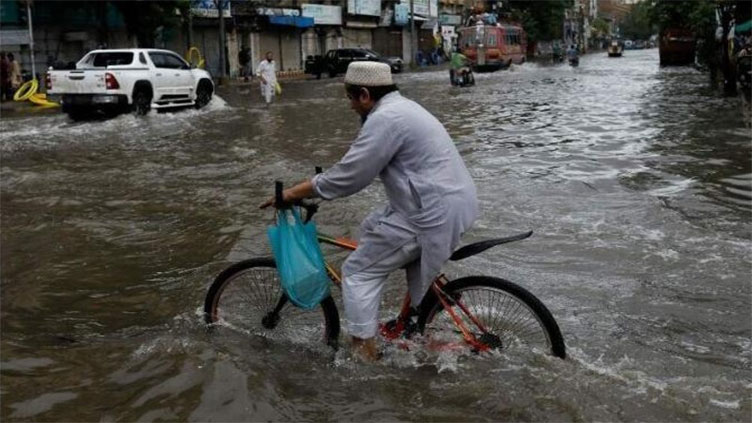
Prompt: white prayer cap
<box><xmin>344</xmin><ymin>62</ymin><xmax>393</xmax><ymax>86</ymax></box>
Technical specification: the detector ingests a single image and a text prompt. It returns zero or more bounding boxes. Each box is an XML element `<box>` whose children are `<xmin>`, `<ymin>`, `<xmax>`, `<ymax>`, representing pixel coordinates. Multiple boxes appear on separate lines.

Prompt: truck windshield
<box><xmin>91</xmin><ymin>53</ymin><xmax>134</xmax><ymax>67</ymax></box>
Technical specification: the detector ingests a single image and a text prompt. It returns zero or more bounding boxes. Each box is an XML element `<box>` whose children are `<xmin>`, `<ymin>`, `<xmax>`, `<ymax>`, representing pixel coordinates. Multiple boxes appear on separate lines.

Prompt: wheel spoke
<box><xmin>424</xmin><ymin>281</ymin><xmax>561</xmax><ymax>355</ymax></box>
<box><xmin>207</xmin><ymin>262</ymin><xmax>337</xmax><ymax>347</ymax></box>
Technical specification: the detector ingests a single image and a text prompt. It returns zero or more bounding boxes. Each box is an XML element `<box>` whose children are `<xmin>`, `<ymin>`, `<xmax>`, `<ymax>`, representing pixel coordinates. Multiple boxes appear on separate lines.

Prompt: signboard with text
<box><xmin>191</xmin><ymin>0</ymin><xmax>231</xmax><ymax>18</ymax></box>
<box><xmin>400</xmin><ymin>0</ymin><xmax>437</xmax><ymax>18</ymax></box>
<box><xmin>347</xmin><ymin>0</ymin><xmax>381</xmax><ymax>17</ymax></box>
<box><xmin>302</xmin><ymin>4</ymin><xmax>342</xmax><ymax>25</ymax></box>
<box><xmin>256</xmin><ymin>7</ymin><xmax>299</xmax><ymax>16</ymax></box>
<box><xmin>439</xmin><ymin>14</ymin><xmax>462</xmax><ymax>26</ymax></box>
<box><xmin>394</xmin><ymin>3</ymin><xmax>408</xmax><ymax>25</ymax></box>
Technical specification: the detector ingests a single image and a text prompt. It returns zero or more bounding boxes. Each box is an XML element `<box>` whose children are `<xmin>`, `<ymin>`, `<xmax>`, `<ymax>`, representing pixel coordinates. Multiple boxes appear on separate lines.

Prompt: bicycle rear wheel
<box><xmin>204</xmin><ymin>257</ymin><xmax>340</xmax><ymax>349</ymax></box>
<box><xmin>417</xmin><ymin>276</ymin><xmax>566</xmax><ymax>358</ymax></box>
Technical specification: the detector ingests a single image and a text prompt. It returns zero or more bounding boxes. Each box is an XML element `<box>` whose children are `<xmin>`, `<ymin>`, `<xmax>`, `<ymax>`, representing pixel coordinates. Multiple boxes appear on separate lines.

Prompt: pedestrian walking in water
<box><xmin>256</xmin><ymin>51</ymin><xmax>277</xmax><ymax>106</ymax></box>
<box><xmin>260</xmin><ymin>62</ymin><xmax>478</xmax><ymax>361</ymax></box>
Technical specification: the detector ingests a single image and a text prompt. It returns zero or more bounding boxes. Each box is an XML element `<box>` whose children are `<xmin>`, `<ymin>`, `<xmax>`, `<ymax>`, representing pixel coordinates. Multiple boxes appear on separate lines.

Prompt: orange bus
<box><xmin>458</xmin><ymin>23</ymin><xmax>527</xmax><ymax>72</ymax></box>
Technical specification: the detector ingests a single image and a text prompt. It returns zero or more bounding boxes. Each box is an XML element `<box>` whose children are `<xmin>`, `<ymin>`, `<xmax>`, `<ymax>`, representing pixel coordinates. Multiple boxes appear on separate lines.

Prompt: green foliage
<box><xmin>591</xmin><ymin>17</ymin><xmax>610</xmax><ymax>36</ymax></box>
<box><xmin>646</xmin><ymin>0</ymin><xmax>717</xmax><ymax>66</ymax></box>
<box><xmin>505</xmin><ymin>0</ymin><xmax>574</xmax><ymax>42</ymax></box>
<box><xmin>620</xmin><ymin>1</ymin><xmax>656</xmax><ymax>40</ymax></box>
<box><xmin>646</xmin><ymin>0</ymin><xmax>714</xmax><ymax>32</ymax></box>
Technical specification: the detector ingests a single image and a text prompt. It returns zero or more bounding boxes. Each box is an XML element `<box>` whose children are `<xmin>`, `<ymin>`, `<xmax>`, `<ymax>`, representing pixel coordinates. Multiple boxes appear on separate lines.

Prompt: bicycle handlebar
<box><xmin>273</xmin><ymin>167</ymin><xmax>323</xmax><ymax>223</ymax></box>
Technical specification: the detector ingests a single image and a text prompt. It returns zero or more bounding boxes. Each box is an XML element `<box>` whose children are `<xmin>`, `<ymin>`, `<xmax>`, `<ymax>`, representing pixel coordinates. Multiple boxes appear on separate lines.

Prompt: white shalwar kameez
<box><xmin>312</xmin><ymin>91</ymin><xmax>478</xmax><ymax>339</ymax></box>
<box><xmin>256</xmin><ymin>59</ymin><xmax>277</xmax><ymax>104</ymax></box>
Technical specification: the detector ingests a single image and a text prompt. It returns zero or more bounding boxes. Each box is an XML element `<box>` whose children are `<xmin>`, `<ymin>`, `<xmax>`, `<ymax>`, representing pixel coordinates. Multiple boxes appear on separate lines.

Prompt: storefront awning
<box><xmin>269</xmin><ymin>15</ymin><xmax>314</xmax><ymax>28</ymax></box>
<box><xmin>736</xmin><ymin>19</ymin><xmax>752</xmax><ymax>34</ymax></box>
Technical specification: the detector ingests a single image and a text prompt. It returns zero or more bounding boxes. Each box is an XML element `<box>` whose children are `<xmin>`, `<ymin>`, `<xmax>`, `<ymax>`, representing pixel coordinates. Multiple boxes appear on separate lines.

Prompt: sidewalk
<box><xmin>0</xmin><ymin>99</ymin><xmax>40</xmax><ymax>115</ymax></box>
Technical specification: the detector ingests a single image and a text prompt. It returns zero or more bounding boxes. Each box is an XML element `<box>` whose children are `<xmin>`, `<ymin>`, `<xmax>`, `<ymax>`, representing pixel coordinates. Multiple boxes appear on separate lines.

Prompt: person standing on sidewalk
<box><xmin>239</xmin><ymin>46</ymin><xmax>251</xmax><ymax>82</ymax></box>
<box><xmin>7</xmin><ymin>53</ymin><xmax>22</xmax><ymax>92</ymax></box>
<box><xmin>0</xmin><ymin>52</ymin><xmax>9</xmax><ymax>101</ymax></box>
<box><xmin>256</xmin><ymin>51</ymin><xmax>277</xmax><ymax>105</ymax></box>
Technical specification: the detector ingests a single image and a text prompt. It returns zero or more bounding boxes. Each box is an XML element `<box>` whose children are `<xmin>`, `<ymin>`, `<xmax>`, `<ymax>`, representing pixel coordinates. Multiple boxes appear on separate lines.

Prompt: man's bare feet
<box><xmin>351</xmin><ymin>336</ymin><xmax>382</xmax><ymax>362</ymax></box>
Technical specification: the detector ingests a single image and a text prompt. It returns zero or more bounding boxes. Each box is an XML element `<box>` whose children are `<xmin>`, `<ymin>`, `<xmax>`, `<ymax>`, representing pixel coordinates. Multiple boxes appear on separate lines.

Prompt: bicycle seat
<box><xmin>449</xmin><ymin>231</ymin><xmax>533</xmax><ymax>261</ymax></box>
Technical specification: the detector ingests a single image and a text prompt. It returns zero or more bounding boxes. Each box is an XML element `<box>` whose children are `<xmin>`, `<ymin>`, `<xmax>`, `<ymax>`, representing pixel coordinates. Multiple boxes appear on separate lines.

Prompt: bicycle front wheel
<box><xmin>204</xmin><ymin>257</ymin><xmax>340</xmax><ymax>349</ymax></box>
<box><xmin>417</xmin><ymin>276</ymin><xmax>566</xmax><ymax>358</ymax></box>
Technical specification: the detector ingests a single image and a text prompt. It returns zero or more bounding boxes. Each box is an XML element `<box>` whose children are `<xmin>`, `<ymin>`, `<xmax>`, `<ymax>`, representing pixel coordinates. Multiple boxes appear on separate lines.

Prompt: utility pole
<box><xmin>26</xmin><ymin>1</ymin><xmax>36</xmax><ymax>80</ymax></box>
<box><xmin>188</xmin><ymin>7</ymin><xmax>193</xmax><ymax>51</ymax></box>
<box><xmin>410</xmin><ymin>0</ymin><xmax>416</xmax><ymax>68</ymax></box>
<box><xmin>216</xmin><ymin>0</ymin><xmax>227</xmax><ymax>80</ymax></box>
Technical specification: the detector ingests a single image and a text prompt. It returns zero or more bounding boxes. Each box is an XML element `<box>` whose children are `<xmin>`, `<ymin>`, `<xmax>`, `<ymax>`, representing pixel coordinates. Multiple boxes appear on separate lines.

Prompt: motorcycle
<box><xmin>450</xmin><ymin>68</ymin><xmax>475</xmax><ymax>87</ymax></box>
<box><xmin>569</xmin><ymin>57</ymin><xmax>579</xmax><ymax>67</ymax></box>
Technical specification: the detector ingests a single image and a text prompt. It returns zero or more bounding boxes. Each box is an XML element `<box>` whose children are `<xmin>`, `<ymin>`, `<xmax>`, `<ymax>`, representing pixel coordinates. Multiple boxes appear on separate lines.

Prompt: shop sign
<box><xmin>439</xmin><ymin>14</ymin><xmax>462</xmax><ymax>26</ymax></box>
<box><xmin>302</xmin><ymin>4</ymin><xmax>342</xmax><ymax>25</ymax></box>
<box><xmin>191</xmin><ymin>0</ymin><xmax>231</xmax><ymax>18</ymax></box>
<box><xmin>0</xmin><ymin>29</ymin><xmax>29</xmax><ymax>45</ymax></box>
<box><xmin>256</xmin><ymin>7</ymin><xmax>300</xmax><ymax>16</ymax></box>
<box><xmin>347</xmin><ymin>0</ymin><xmax>381</xmax><ymax>17</ymax></box>
<box><xmin>400</xmin><ymin>0</ymin><xmax>437</xmax><ymax>18</ymax></box>
<box><xmin>394</xmin><ymin>4</ymin><xmax>409</xmax><ymax>26</ymax></box>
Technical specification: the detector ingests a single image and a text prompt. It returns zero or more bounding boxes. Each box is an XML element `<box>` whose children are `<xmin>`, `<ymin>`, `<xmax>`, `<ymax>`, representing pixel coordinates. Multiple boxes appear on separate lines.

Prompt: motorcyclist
<box><xmin>450</xmin><ymin>47</ymin><xmax>471</xmax><ymax>86</ymax></box>
<box><xmin>567</xmin><ymin>44</ymin><xmax>579</xmax><ymax>65</ymax></box>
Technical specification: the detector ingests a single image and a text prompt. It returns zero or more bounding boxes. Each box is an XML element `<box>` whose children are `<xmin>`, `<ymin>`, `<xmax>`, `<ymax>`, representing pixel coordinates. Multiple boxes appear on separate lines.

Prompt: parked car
<box><xmin>307</xmin><ymin>48</ymin><xmax>403</xmax><ymax>78</ymax></box>
<box><xmin>47</xmin><ymin>48</ymin><xmax>214</xmax><ymax>120</ymax></box>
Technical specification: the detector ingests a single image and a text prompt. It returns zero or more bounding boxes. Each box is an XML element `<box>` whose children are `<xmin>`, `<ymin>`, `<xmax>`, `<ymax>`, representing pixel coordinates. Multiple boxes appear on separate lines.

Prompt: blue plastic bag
<box><xmin>267</xmin><ymin>207</ymin><xmax>330</xmax><ymax>309</ymax></box>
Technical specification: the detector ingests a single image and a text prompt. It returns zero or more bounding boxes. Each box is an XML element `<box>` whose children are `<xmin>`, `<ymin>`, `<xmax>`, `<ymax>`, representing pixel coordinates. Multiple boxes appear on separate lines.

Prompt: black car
<box><xmin>306</xmin><ymin>48</ymin><xmax>403</xmax><ymax>78</ymax></box>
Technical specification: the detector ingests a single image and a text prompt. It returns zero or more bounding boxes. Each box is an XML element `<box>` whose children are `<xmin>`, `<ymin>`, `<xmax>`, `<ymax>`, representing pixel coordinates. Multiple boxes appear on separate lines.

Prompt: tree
<box><xmin>591</xmin><ymin>17</ymin><xmax>611</xmax><ymax>38</ymax></box>
<box><xmin>620</xmin><ymin>1</ymin><xmax>655</xmax><ymax>40</ymax></box>
<box><xmin>505</xmin><ymin>0</ymin><xmax>573</xmax><ymax>43</ymax></box>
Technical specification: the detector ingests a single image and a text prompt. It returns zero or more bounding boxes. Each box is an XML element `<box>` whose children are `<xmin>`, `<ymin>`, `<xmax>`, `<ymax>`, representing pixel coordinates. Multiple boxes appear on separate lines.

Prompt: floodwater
<box><xmin>1</xmin><ymin>49</ymin><xmax>750</xmax><ymax>421</ymax></box>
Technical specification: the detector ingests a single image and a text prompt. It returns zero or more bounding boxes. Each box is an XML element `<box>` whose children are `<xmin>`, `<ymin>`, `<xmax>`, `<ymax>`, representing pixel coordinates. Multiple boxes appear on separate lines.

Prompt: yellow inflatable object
<box><xmin>185</xmin><ymin>46</ymin><xmax>205</xmax><ymax>69</ymax></box>
<box><xmin>13</xmin><ymin>79</ymin><xmax>38</xmax><ymax>101</ymax></box>
<box><xmin>274</xmin><ymin>82</ymin><xmax>282</xmax><ymax>95</ymax></box>
<box><xmin>28</xmin><ymin>93</ymin><xmax>60</xmax><ymax>107</ymax></box>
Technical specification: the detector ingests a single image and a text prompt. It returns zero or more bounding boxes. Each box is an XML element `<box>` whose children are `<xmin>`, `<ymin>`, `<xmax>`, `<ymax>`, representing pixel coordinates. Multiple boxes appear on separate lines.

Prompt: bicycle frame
<box><xmin>316</xmin><ymin>231</ymin><xmax>494</xmax><ymax>352</ymax></box>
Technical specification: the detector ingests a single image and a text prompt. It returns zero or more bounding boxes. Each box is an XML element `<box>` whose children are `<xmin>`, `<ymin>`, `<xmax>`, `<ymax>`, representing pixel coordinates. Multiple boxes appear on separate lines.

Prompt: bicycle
<box><xmin>204</xmin><ymin>180</ymin><xmax>566</xmax><ymax>359</ymax></box>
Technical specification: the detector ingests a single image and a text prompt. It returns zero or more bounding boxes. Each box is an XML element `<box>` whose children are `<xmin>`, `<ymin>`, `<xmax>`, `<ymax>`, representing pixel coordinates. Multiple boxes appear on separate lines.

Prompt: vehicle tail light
<box><xmin>45</xmin><ymin>73</ymin><xmax>51</xmax><ymax>90</ymax></box>
<box><xmin>105</xmin><ymin>72</ymin><xmax>119</xmax><ymax>89</ymax></box>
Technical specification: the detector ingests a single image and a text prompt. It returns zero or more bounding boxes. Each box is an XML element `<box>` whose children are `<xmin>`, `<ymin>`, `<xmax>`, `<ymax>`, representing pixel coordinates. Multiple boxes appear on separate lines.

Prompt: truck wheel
<box><xmin>195</xmin><ymin>82</ymin><xmax>212</xmax><ymax>109</ymax></box>
<box><xmin>132</xmin><ymin>90</ymin><xmax>151</xmax><ymax>116</ymax></box>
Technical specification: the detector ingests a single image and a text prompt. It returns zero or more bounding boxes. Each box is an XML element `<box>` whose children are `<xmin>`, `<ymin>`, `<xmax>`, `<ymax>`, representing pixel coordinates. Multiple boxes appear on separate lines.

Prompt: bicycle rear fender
<box><xmin>449</xmin><ymin>231</ymin><xmax>533</xmax><ymax>261</ymax></box>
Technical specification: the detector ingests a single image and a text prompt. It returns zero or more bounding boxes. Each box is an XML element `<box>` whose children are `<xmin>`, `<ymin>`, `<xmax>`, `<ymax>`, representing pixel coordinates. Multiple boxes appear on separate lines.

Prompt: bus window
<box><xmin>487</xmin><ymin>34</ymin><xmax>497</xmax><ymax>47</ymax></box>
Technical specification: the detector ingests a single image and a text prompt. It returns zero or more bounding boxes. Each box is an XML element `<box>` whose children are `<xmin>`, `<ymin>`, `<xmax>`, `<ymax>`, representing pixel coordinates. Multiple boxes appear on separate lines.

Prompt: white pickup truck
<box><xmin>47</xmin><ymin>48</ymin><xmax>214</xmax><ymax>120</ymax></box>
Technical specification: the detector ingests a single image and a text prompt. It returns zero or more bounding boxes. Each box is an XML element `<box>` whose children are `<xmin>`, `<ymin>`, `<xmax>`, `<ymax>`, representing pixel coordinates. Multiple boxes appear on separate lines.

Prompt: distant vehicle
<box><xmin>659</xmin><ymin>28</ymin><xmax>696</xmax><ymax>66</ymax></box>
<box><xmin>47</xmin><ymin>48</ymin><xmax>214</xmax><ymax>120</ymax></box>
<box><xmin>608</xmin><ymin>40</ymin><xmax>624</xmax><ymax>57</ymax></box>
<box><xmin>457</xmin><ymin>23</ymin><xmax>527</xmax><ymax>72</ymax></box>
<box><xmin>310</xmin><ymin>48</ymin><xmax>403</xmax><ymax>78</ymax></box>
<box><xmin>624</xmin><ymin>40</ymin><xmax>634</xmax><ymax>49</ymax></box>
<box><xmin>634</xmin><ymin>40</ymin><xmax>646</xmax><ymax>49</ymax></box>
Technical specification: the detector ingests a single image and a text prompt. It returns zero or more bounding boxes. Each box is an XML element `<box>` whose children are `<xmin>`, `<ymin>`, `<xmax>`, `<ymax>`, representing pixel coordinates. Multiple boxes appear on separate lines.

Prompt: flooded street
<box><xmin>1</xmin><ymin>48</ymin><xmax>750</xmax><ymax>421</ymax></box>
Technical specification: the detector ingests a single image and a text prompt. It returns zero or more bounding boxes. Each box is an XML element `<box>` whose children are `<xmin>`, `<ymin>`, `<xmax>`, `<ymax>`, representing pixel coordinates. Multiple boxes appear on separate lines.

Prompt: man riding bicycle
<box><xmin>261</xmin><ymin>62</ymin><xmax>478</xmax><ymax>361</ymax></box>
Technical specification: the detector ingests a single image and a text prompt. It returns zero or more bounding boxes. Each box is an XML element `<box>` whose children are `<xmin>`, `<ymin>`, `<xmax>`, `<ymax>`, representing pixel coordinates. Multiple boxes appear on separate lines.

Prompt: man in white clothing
<box><xmin>261</xmin><ymin>62</ymin><xmax>478</xmax><ymax>361</ymax></box>
<box><xmin>256</xmin><ymin>51</ymin><xmax>277</xmax><ymax>105</ymax></box>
